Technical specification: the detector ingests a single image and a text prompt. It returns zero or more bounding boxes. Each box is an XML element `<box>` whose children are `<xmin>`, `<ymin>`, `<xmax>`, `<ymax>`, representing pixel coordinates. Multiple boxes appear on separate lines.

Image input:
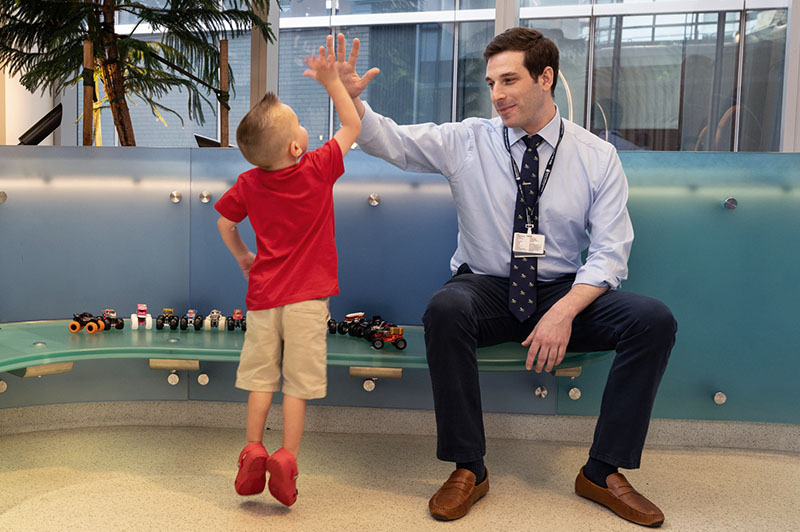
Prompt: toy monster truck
<box><xmin>180</xmin><ymin>309</ymin><xmax>204</xmax><ymax>331</ymax></box>
<box><xmin>226</xmin><ymin>309</ymin><xmax>246</xmax><ymax>331</ymax></box>
<box><xmin>156</xmin><ymin>308</ymin><xmax>180</xmax><ymax>330</ymax></box>
<box><xmin>130</xmin><ymin>304</ymin><xmax>153</xmax><ymax>330</ymax></box>
<box><xmin>204</xmin><ymin>309</ymin><xmax>226</xmax><ymax>330</ymax></box>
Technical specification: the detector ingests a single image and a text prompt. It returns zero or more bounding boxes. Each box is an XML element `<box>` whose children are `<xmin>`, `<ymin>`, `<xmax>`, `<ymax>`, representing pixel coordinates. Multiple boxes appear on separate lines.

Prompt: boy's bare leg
<box><xmin>281</xmin><ymin>394</ymin><xmax>307</xmax><ymax>457</ymax></box>
<box><xmin>246</xmin><ymin>391</ymin><xmax>273</xmax><ymax>443</ymax></box>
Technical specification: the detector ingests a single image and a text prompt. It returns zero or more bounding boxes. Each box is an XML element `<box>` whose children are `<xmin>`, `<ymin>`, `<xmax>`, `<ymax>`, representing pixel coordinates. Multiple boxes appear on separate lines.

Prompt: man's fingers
<box><xmin>325</xmin><ymin>34</ymin><xmax>334</xmax><ymax>61</ymax></box>
<box><xmin>361</xmin><ymin>67</ymin><xmax>380</xmax><ymax>85</ymax></box>
<box><xmin>555</xmin><ymin>345</ymin><xmax>567</xmax><ymax>367</ymax></box>
<box><xmin>349</xmin><ymin>37</ymin><xmax>360</xmax><ymax>66</ymax></box>
<box><xmin>535</xmin><ymin>346</ymin><xmax>550</xmax><ymax>373</ymax></box>
<box><xmin>526</xmin><ymin>343</ymin><xmax>539</xmax><ymax>371</ymax></box>
<box><xmin>337</xmin><ymin>33</ymin><xmax>346</xmax><ymax>63</ymax></box>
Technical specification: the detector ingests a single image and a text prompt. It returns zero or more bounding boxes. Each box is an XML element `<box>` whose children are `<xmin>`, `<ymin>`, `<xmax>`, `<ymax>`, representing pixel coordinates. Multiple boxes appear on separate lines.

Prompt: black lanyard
<box><xmin>503</xmin><ymin>120</ymin><xmax>564</xmax><ymax>228</ymax></box>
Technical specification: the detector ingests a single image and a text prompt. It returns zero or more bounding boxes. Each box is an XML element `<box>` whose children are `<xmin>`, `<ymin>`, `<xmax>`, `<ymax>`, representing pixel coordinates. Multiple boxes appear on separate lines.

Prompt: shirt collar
<box><xmin>506</xmin><ymin>105</ymin><xmax>562</xmax><ymax>149</ymax></box>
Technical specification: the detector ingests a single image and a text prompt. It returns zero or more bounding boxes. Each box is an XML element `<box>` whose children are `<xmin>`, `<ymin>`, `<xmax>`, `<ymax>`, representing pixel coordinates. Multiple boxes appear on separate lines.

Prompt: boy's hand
<box><xmin>303</xmin><ymin>37</ymin><xmax>339</xmax><ymax>87</ymax></box>
<box><xmin>238</xmin><ymin>251</ymin><xmax>256</xmax><ymax>281</ymax></box>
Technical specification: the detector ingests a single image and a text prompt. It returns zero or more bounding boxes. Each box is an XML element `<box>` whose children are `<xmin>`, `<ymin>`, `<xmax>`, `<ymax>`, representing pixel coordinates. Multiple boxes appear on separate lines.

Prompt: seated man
<box><xmin>324</xmin><ymin>28</ymin><xmax>676</xmax><ymax>526</ymax></box>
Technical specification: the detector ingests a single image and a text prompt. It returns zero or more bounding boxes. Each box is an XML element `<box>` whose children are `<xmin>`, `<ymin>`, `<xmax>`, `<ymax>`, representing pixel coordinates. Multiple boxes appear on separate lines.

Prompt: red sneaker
<box><xmin>266</xmin><ymin>448</ymin><xmax>298</xmax><ymax>506</ymax></box>
<box><xmin>235</xmin><ymin>442</ymin><xmax>268</xmax><ymax>496</ymax></box>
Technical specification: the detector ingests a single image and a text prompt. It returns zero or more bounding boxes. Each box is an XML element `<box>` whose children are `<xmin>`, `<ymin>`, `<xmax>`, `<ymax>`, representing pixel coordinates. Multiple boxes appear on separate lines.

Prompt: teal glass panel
<box><xmin>188</xmin><ymin>147</ymin><xmax>253</xmax><ymax>314</ymax></box>
<box><xmin>557</xmin><ymin>151</ymin><xmax>800</xmax><ymax>424</ymax></box>
<box><xmin>0</xmin><ymin>147</ymin><xmax>191</xmax><ymax>323</ymax></box>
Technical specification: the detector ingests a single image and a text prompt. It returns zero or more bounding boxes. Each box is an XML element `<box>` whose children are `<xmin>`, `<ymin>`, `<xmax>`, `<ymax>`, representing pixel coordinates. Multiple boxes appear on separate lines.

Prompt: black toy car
<box><xmin>156</xmin><ymin>308</ymin><xmax>180</xmax><ymax>330</ymax></box>
<box><xmin>100</xmin><ymin>308</ymin><xmax>125</xmax><ymax>331</ymax></box>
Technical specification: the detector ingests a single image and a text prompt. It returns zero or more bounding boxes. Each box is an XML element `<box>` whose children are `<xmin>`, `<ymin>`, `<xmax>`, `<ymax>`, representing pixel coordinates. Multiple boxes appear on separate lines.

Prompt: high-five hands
<box><xmin>303</xmin><ymin>35</ymin><xmax>339</xmax><ymax>84</ymax></box>
<box><xmin>326</xmin><ymin>33</ymin><xmax>380</xmax><ymax>99</ymax></box>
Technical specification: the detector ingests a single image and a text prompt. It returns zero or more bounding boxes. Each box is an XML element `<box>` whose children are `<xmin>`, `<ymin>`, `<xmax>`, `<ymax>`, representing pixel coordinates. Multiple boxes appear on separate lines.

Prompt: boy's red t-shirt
<box><xmin>214</xmin><ymin>140</ymin><xmax>344</xmax><ymax>310</ymax></box>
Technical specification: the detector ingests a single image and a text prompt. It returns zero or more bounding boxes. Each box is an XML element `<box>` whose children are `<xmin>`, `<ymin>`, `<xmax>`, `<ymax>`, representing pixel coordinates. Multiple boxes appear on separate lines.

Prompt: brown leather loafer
<box><xmin>575</xmin><ymin>467</ymin><xmax>664</xmax><ymax>527</ymax></box>
<box><xmin>429</xmin><ymin>468</ymin><xmax>489</xmax><ymax>521</ymax></box>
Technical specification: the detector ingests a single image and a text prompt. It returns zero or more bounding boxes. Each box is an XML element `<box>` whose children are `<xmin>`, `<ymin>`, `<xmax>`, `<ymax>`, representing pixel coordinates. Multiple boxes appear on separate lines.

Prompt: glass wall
<box><xmin>335</xmin><ymin>24</ymin><xmax>454</xmax><ymax>126</ymax></box>
<box><xmin>591</xmin><ymin>12</ymin><xmax>741</xmax><ymax>151</ymax></box>
<box><xmin>522</xmin><ymin>18</ymin><xmax>590</xmax><ymax>127</ymax></box>
<box><xmin>739</xmin><ymin>9</ymin><xmax>787</xmax><ymax>152</ymax></box>
<box><xmin>70</xmin><ymin>1</ymin><xmax>790</xmax><ymax>152</ymax></box>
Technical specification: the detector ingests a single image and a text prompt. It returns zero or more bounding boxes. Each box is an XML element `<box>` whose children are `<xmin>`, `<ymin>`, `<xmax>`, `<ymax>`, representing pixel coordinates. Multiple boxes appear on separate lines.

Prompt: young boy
<box><xmin>214</xmin><ymin>37</ymin><xmax>361</xmax><ymax>507</ymax></box>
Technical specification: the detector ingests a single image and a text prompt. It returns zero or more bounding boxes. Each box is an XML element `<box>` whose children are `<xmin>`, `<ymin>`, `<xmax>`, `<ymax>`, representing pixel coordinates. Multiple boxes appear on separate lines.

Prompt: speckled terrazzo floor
<box><xmin>1</xmin><ymin>426</ymin><xmax>798</xmax><ymax>532</ymax></box>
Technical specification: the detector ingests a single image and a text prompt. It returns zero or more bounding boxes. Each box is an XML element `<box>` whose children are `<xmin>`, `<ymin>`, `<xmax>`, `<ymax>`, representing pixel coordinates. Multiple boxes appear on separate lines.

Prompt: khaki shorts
<box><xmin>235</xmin><ymin>298</ymin><xmax>329</xmax><ymax>400</ymax></box>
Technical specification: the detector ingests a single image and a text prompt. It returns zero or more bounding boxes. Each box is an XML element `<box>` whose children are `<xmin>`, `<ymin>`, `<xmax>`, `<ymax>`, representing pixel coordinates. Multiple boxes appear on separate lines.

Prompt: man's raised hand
<box><xmin>328</xmin><ymin>33</ymin><xmax>380</xmax><ymax>99</ymax></box>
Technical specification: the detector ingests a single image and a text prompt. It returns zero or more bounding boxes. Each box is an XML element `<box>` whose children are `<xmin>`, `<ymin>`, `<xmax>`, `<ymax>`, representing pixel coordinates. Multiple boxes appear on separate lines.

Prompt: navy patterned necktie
<box><xmin>508</xmin><ymin>134</ymin><xmax>543</xmax><ymax>322</ymax></box>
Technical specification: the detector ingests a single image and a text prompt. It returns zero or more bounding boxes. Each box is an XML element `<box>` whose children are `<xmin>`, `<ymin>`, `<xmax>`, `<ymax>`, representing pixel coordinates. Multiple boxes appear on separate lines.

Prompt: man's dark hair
<box><xmin>483</xmin><ymin>27</ymin><xmax>559</xmax><ymax>96</ymax></box>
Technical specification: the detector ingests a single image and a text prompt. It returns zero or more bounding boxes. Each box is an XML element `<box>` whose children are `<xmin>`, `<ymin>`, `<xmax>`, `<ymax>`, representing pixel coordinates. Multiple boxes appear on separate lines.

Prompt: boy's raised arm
<box><xmin>303</xmin><ymin>36</ymin><xmax>362</xmax><ymax>157</ymax></box>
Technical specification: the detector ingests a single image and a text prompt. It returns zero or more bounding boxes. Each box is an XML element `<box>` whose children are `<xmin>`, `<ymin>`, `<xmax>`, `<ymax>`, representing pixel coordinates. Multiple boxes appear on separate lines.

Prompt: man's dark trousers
<box><xmin>422</xmin><ymin>266</ymin><xmax>677</xmax><ymax>469</ymax></box>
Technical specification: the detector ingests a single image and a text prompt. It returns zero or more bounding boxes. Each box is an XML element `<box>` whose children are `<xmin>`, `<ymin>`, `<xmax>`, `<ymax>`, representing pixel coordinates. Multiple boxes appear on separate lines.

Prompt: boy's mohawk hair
<box><xmin>237</xmin><ymin>91</ymin><xmax>284</xmax><ymax>166</ymax></box>
<box><xmin>257</xmin><ymin>91</ymin><xmax>279</xmax><ymax>109</ymax></box>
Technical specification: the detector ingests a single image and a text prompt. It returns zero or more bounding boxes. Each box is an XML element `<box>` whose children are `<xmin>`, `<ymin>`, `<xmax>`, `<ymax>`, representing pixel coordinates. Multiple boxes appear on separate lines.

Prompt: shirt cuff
<box><xmin>574</xmin><ymin>265</ymin><xmax>618</xmax><ymax>290</ymax></box>
<box><xmin>357</xmin><ymin>101</ymin><xmax>380</xmax><ymax>145</ymax></box>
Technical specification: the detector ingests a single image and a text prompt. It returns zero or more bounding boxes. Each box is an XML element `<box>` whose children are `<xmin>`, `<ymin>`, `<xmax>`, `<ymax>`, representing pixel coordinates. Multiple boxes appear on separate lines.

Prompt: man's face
<box><xmin>485</xmin><ymin>50</ymin><xmax>553</xmax><ymax>133</ymax></box>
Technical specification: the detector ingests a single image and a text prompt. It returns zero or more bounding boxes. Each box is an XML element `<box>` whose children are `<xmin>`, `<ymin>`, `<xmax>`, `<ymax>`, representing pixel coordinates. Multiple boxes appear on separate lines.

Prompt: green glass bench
<box><xmin>0</xmin><ymin>320</ymin><xmax>612</xmax><ymax>384</ymax></box>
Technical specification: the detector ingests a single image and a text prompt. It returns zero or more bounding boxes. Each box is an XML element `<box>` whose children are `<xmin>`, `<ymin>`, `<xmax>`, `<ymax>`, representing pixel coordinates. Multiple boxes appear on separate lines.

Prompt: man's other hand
<box><xmin>522</xmin><ymin>308</ymin><xmax>572</xmax><ymax>373</ymax></box>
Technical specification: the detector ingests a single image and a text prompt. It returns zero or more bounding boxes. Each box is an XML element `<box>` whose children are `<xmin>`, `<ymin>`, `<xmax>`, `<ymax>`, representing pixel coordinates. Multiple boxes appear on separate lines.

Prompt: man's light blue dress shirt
<box><xmin>356</xmin><ymin>103</ymin><xmax>634</xmax><ymax>289</ymax></box>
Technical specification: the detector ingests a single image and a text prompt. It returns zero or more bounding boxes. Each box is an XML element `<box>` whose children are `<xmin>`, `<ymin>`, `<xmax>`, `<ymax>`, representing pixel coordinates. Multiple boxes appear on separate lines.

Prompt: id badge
<box><xmin>513</xmin><ymin>231</ymin><xmax>546</xmax><ymax>258</ymax></box>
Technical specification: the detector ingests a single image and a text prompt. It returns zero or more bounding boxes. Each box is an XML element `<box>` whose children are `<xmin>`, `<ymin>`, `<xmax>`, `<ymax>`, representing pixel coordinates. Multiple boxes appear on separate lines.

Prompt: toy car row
<box><xmin>328</xmin><ymin>312</ymin><xmax>407</xmax><ymax>350</ymax></box>
<box><xmin>68</xmin><ymin>305</ymin><xmax>246</xmax><ymax>333</ymax></box>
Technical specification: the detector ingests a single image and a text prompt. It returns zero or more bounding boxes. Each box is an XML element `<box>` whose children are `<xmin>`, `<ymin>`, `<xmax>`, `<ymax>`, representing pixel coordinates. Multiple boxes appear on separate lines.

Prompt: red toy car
<box><xmin>369</xmin><ymin>325</ymin><xmax>407</xmax><ymax>350</ymax></box>
<box><xmin>227</xmin><ymin>309</ymin><xmax>246</xmax><ymax>331</ymax></box>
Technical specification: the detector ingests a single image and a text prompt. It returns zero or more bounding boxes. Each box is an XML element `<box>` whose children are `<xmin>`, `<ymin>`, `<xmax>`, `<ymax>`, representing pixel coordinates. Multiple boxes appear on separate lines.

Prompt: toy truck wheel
<box><xmin>180</xmin><ymin>318</ymin><xmax>188</xmax><ymax>330</ymax></box>
<box><xmin>241</xmin><ymin>318</ymin><xmax>246</xmax><ymax>332</ymax></box>
<box><xmin>371</xmin><ymin>338</ymin><xmax>384</xmax><ymax>349</ymax></box>
<box><xmin>97</xmin><ymin>320</ymin><xmax>106</xmax><ymax>331</ymax></box>
<box><xmin>156</xmin><ymin>317</ymin><xmax>164</xmax><ymax>330</ymax></box>
<box><xmin>338</xmin><ymin>322</ymin><xmax>348</xmax><ymax>335</ymax></box>
<box><xmin>195</xmin><ymin>317</ymin><xmax>204</xmax><ymax>330</ymax></box>
<box><xmin>145</xmin><ymin>315</ymin><xmax>153</xmax><ymax>330</ymax></box>
<box><xmin>86</xmin><ymin>321</ymin><xmax>99</xmax><ymax>334</ymax></box>
<box><xmin>227</xmin><ymin>319</ymin><xmax>234</xmax><ymax>331</ymax></box>
<box><xmin>394</xmin><ymin>338</ymin><xmax>407</xmax><ymax>350</ymax></box>
<box><xmin>103</xmin><ymin>319</ymin><xmax>111</xmax><ymax>330</ymax></box>
<box><xmin>130</xmin><ymin>314</ymin><xmax>139</xmax><ymax>330</ymax></box>
<box><xmin>219</xmin><ymin>317</ymin><xmax>226</xmax><ymax>330</ymax></box>
<box><xmin>328</xmin><ymin>320</ymin><xmax>337</xmax><ymax>334</ymax></box>
<box><xmin>204</xmin><ymin>317</ymin><xmax>211</xmax><ymax>330</ymax></box>
<box><xmin>169</xmin><ymin>317</ymin><xmax>179</xmax><ymax>330</ymax></box>
<box><xmin>115</xmin><ymin>320</ymin><xmax>124</xmax><ymax>330</ymax></box>
<box><xmin>68</xmin><ymin>320</ymin><xmax>83</xmax><ymax>333</ymax></box>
